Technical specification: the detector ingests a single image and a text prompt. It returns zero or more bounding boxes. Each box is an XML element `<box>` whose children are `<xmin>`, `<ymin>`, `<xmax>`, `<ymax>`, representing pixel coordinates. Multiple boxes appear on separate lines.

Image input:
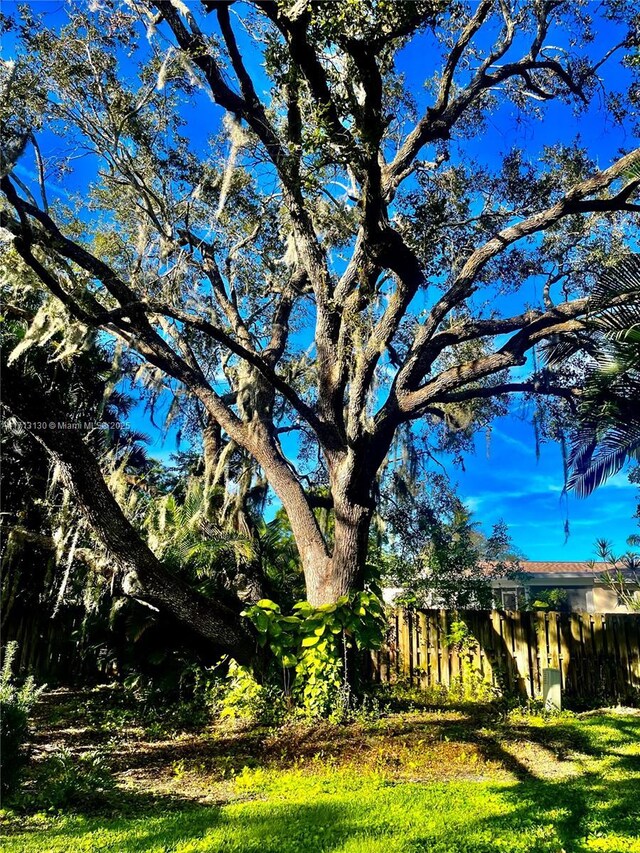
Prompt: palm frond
<box><xmin>568</xmin><ymin>420</ymin><xmax>640</xmax><ymax>496</ymax></box>
<box><xmin>565</xmin><ymin>253</ymin><xmax>640</xmax><ymax>496</ymax></box>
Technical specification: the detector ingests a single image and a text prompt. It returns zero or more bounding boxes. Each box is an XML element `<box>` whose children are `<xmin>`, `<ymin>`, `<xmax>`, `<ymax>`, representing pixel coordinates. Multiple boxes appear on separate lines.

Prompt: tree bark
<box><xmin>202</xmin><ymin>415</ymin><xmax>222</xmax><ymax>519</ymax></box>
<box><xmin>2</xmin><ymin>370</ymin><xmax>256</xmax><ymax>664</ymax></box>
<box><xmin>304</xmin><ymin>451</ymin><xmax>376</xmax><ymax>606</ymax></box>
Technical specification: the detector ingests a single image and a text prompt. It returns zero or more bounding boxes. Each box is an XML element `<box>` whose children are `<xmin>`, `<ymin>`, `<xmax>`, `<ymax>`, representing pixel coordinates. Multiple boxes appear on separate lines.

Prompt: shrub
<box><xmin>444</xmin><ymin>619</ymin><xmax>502</xmax><ymax>703</ymax></box>
<box><xmin>217</xmin><ymin>660</ymin><xmax>285</xmax><ymax>726</ymax></box>
<box><xmin>32</xmin><ymin>748</ymin><xmax>116</xmax><ymax>812</ymax></box>
<box><xmin>242</xmin><ymin>592</ymin><xmax>385</xmax><ymax>718</ymax></box>
<box><xmin>0</xmin><ymin>641</ymin><xmax>44</xmax><ymax>799</ymax></box>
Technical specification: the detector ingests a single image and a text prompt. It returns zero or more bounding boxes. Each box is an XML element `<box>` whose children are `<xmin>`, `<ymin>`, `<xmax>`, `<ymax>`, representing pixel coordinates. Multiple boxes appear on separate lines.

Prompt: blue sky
<box><xmin>391</xmin><ymin>13</ymin><xmax>639</xmax><ymax>560</ymax></box>
<box><xmin>6</xmin><ymin>2</ymin><xmax>639</xmax><ymax>560</ymax></box>
<box><xmin>447</xmin><ymin>421</ymin><xmax>638</xmax><ymax>561</ymax></box>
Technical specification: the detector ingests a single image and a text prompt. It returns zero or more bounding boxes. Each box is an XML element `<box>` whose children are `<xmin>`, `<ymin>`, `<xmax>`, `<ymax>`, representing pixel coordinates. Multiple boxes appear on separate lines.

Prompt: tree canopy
<box><xmin>1</xmin><ymin>0</ymin><xmax>639</xmax><ymax>659</ymax></box>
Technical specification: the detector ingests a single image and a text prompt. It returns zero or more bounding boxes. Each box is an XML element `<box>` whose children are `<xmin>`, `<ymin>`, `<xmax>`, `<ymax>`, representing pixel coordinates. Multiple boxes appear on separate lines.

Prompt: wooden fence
<box><xmin>371</xmin><ymin>609</ymin><xmax>640</xmax><ymax>705</ymax></box>
<box><xmin>2</xmin><ymin>605</ymin><xmax>106</xmax><ymax>684</ymax></box>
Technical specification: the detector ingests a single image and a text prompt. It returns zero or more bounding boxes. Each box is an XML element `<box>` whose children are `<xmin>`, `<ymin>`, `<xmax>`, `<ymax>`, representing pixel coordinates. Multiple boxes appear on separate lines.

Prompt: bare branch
<box><xmin>383</xmin><ymin>1</ymin><xmax>612</xmax><ymax>197</ymax></box>
<box><xmin>396</xmin><ymin>288</ymin><xmax>638</xmax><ymax>419</ymax></box>
<box><xmin>395</xmin><ymin>148</ymin><xmax>640</xmax><ymax>395</ymax></box>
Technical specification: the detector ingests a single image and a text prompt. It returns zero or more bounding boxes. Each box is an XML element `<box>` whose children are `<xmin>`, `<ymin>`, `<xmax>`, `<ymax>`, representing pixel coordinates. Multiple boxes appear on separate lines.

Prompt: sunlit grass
<box><xmin>1</xmin><ymin>712</ymin><xmax>638</xmax><ymax>852</ymax></box>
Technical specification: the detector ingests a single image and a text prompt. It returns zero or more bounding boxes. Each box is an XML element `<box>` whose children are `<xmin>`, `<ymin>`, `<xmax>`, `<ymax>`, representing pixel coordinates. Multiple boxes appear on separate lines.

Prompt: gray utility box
<box><xmin>542</xmin><ymin>668</ymin><xmax>562</xmax><ymax>711</ymax></box>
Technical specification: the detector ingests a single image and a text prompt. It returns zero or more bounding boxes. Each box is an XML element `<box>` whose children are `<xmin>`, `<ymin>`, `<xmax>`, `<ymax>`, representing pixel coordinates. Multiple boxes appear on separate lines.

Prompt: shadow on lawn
<box><xmin>6</xmin><ymin>730</ymin><xmax>639</xmax><ymax>853</ymax></box>
<box><xmin>91</xmin><ymin>707</ymin><xmax>636</xmax><ymax>785</ymax></box>
<box><xmin>470</xmin><ymin>716</ymin><xmax>640</xmax><ymax>853</ymax></box>
<box><xmin>26</xmin><ymin>801</ymin><xmax>374</xmax><ymax>853</ymax></box>
<box><xmin>40</xmin><ymin>687</ymin><xmax>606</xmax><ymax>779</ymax></box>
<box><xmin>14</xmin><ymin>689</ymin><xmax>640</xmax><ymax>852</ymax></box>
<box><xmin>2</xmin><ymin>782</ymin><xmax>197</xmax><ymax>826</ymax></box>
<box><xmin>9</xmin><ymin>772</ymin><xmax>640</xmax><ymax>853</ymax></box>
<box><xmin>362</xmin><ymin>712</ymin><xmax>609</xmax><ymax>780</ymax></box>
<box><xmin>475</xmin><ymin>772</ymin><xmax>640</xmax><ymax>853</ymax></box>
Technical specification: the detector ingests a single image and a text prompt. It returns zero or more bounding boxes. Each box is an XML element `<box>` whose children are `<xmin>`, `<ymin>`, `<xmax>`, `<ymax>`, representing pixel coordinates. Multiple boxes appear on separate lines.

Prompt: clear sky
<box><xmin>392</xmin><ymin>14</ymin><xmax>640</xmax><ymax>560</ymax></box>
<box><xmin>444</xmin><ymin>419</ymin><xmax>638</xmax><ymax>561</ymax></box>
<box><xmin>6</xmin><ymin>1</ymin><xmax>639</xmax><ymax>560</ymax></box>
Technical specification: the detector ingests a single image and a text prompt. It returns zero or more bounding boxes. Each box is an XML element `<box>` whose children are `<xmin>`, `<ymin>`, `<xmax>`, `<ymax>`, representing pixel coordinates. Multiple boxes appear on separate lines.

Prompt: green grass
<box><xmin>1</xmin><ymin>707</ymin><xmax>639</xmax><ymax>852</ymax></box>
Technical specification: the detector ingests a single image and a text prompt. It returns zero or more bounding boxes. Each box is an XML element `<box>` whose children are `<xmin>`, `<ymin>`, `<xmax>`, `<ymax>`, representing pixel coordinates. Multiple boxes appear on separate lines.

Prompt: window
<box><xmin>500</xmin><ymin>588</ymin><xmax>520</xmax><ymax>610</ymax></box>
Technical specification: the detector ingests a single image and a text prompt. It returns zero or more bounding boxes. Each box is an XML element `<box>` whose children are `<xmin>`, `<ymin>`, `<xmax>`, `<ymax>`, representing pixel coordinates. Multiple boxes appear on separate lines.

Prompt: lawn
<box><xmin>1</xmin><ymin>690</ymin><xmax>639</xmax><ymax>853</ymax></box>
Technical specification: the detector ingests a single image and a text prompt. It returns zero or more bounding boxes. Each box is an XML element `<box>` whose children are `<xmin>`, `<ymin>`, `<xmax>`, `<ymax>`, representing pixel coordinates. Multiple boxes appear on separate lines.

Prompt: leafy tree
<box><xmin>1</xmin><ymin>1</ymin><xmax>639</xmax><ymax>660</ymax></box>
<box><xmin>381</xmin><ymin>479</ymin><xmax>523</xmax><ymax>608</ymax></box>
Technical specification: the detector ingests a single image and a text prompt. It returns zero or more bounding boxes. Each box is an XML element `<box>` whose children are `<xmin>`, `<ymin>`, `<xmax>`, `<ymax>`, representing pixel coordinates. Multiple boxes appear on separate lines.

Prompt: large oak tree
<box><xmin>1</xmin><ymin>0</ymin><xmax>639</xmax><ymax>659</ymax></box>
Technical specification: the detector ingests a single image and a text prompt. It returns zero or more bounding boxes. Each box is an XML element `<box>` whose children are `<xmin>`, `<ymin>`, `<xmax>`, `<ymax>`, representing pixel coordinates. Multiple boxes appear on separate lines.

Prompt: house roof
<box><xmin>519</xmin><ymin>561</ymin><xmax>613</xmax><ymax>575</ymax></box>
<box><xmin>486</xmin><ymin>561</ymin><xmax>638</xmax><ymax>586</ymax></box>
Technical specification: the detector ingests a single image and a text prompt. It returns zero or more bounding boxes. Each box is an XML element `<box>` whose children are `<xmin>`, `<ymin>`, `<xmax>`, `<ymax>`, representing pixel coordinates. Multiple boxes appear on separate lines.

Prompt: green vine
<box><xmin>242</xmin><ymin>592</ymin><xmax>384</xmax><ymax>717</ymax></box>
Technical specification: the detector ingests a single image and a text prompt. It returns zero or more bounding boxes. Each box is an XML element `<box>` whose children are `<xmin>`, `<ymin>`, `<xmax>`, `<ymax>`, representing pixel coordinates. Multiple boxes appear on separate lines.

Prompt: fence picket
<box><xmin>427</xmin><ymin>612</ymin><xmax>439</xmax><ymax>687</ymax></box>
<box><xmin>372</xmin><ymin>609</ymin><xmax>639</xmax><ymax>705</ymax></box>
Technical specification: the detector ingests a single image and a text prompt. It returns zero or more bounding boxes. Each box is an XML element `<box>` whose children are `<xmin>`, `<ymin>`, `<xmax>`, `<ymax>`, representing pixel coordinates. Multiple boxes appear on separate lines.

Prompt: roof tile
<box><xmin>519</xmin><ymin>561</ymin><xmax>618</xmax><ymax>574</ymax></box>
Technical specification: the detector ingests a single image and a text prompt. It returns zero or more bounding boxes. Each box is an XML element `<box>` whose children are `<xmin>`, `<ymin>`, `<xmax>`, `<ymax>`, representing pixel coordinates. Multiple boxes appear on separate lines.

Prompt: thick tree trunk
<box><xmin>304</xmin><ymin>452</ymin><xmax>375</xmax><ymax>606</ymax></box>
<box><xmin>2</xmin><ymin>373</ymin><xmax>256</xmax><ymax>665</ymax></box>
<box><xmin>305</xmin><ymin>504</ymin><xmax>372</xmax><ymax>606</ymax></box>
<box><xmin>58</xmin><ymin>434</ymin><xmax>255</xmax><ymax>661</ymax></box>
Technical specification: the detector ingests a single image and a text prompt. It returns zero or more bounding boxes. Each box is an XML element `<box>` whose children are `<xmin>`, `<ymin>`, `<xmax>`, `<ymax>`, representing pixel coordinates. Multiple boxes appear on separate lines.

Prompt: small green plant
<box><xmin>0</xmin><ymin>641</ymin><xmax>45</xmax><ymax>798</ymax></box>
<box><xmin>444</xmin><ymin>618</ymin><xmax>501</xmax><ymax>703</ymax></box>
<box><xmin>243</xmin><ymin>591</ymin><xmax>385</xmax><ymax>718</ymax></box>
<box><xmin>171</xmin><ymin>759</ymin><xmax>187</xmax><ymax>780</ymax></box>
<box><xmin>218</xmin><ymin>660</ymin><xmax>274</xmax><ymax>724</ymax></box>
<box><xmin>31</xmin><ymin>748</ymin><xmax>116</xmax><ymax>812</ymax></box>
<box><xmin>337</xmin><ymin>691</ymin><xmax>391</xmax><ymax>723</ymax></box>
<box><xmin>444</xmin><ymin>618</ymin><xmax>475</xmax><ymax>651</ymax></box>
<box><xmin>504</xmin><ymin>699</ymin><xmax>576</xmax><ymax>723</ymax></box>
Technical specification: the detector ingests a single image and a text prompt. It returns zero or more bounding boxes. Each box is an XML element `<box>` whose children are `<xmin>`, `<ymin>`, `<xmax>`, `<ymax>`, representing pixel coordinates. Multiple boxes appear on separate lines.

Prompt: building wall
<box><xmin>492</xmin><ymin>578</ymin><xmax>638</xmax><ymax>613</ymax></box>
<box><xmin>592</xmin><ymin>585</ymin><xmax>635</xmax><ymax>613</ymax></box>
<box><xmin>564</xmin><ymin>586</ymin><xmax>591</xmax><ymax>612</ymax></box>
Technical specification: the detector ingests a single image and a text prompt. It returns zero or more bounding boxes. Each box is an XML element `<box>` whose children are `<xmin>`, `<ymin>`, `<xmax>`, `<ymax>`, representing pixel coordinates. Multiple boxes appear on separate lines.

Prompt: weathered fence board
<box><xmin>371</xmin><ymin>609</ymin><xmax>640</xmax><ymax>705</ymax></box>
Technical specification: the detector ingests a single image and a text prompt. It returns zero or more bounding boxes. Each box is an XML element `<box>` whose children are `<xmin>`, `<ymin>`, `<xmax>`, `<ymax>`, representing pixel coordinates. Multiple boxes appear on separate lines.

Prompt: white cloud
<box><xmin>490</xmin><ymin>426</ymin><xmax>535</xmax><ymax>456</ymax></box>
<box><xmin>599</xmin><ymin>471</ymin><xmax>636</xmax><ymax>491</ymax></box>
<box><xmin>464</xmin><ymin>495</ymin><xmax>484</xmax><ymax>513</ymax></box>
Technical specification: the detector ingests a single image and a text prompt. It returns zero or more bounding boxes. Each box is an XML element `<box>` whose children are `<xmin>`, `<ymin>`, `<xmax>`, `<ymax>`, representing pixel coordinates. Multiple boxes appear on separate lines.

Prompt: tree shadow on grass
<box><xmin>100</xmin><ymin>717</ymin><xmax>470</xmax><ymax>779</ymax></box>
<box><xmin>474</xmin><ymin>772</ymin><xmax>640</xmax><ymax>853</ymax></box>
<box><xmin>2</xmin><ymin>784</ymin><xmax>198</xmax><ymax>826</ymax></box>
<box><xmin>467</xmin><ymin>716</ymin><xmax>640</xmax><ymax>853</ymax></box>
<box><xmin>3</xmin><ymin>799</ymin><xmax>377</xmax><ymax>853</ymax></box>
<box><xmin>5</xmin><ymin>801</ymin><xmax>224</xmax><ymax>852</ymax></box>
<box><xmin>102</xmin><ymin>713</ymin><xmax>487</xmax><ymax>779</ymax></box>
<box><xmin>5</xmin><ymin>747</ymin><xmax>640</xmax><ymax>853</ymax></box>
<box><xmin>51</xmin><ymin>775</ymin><xmax>639</xmax><ymax>853</ymax></box>
<box><xmin>385</xmin><ymin>714</ymin><xmax>605</xmax><ymax>781</ymax></box>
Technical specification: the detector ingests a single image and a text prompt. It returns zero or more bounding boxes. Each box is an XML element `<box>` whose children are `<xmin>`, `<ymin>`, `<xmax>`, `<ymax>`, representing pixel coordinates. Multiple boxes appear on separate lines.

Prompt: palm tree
<box><xmin>558</xmin><ymin>254</ymin><xmax>640</xmax><ymax>496</ymax></box>
<box><xmin>144</xmin><ymin>481</ymin><xmax>254</xmax><ymax>585</ymax></box>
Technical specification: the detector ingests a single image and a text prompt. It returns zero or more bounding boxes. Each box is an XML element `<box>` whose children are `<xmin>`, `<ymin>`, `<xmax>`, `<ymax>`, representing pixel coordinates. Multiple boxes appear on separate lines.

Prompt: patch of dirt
<box><xmin>23</xmin><ymin>688</ymin><xmax>627</xmax><ymax>805</ymax></box>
